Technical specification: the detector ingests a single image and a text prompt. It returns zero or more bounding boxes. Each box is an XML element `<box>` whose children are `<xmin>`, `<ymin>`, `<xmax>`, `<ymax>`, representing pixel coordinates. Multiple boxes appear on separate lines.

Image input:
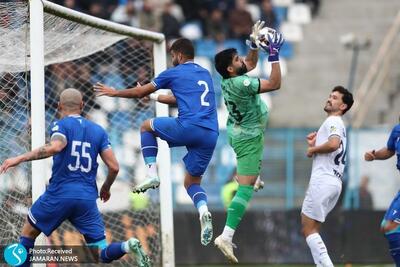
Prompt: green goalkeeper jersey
<box><xmin>221</xmin><ymin>74</ymin><xmax>269</xmax><ymax>140</ymax></box>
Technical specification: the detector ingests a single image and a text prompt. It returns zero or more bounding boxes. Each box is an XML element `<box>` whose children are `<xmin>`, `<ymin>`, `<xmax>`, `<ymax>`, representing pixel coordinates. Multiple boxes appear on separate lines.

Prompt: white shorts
<box><xmin>301</xmin><ymin>182</ymin><xmax>342</xmax><ymax>223</ymax></box>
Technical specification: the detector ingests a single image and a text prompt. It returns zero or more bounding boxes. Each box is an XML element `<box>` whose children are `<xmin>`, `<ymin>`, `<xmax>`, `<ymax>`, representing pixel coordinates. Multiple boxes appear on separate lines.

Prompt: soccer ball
<box><xmin>257</xmin><ymin>27</ymin><xmax>276</xmax><ymax>48</ymax></box>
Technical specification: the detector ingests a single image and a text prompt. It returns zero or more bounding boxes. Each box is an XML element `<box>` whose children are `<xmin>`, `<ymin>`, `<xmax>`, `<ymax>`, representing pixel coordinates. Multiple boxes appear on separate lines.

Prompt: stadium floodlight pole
<box><xmin>340</xmin><ymin>33</ymin><xmax>371</xmax><ymax>92</ymax></box>
<box><xmin>339</xmin><ymin>33</ymin><xmax>370</xmax><ymax>209</ymax></box>
<box><xmin>348</xmin><ymin>40</ymin><xmax>370</xmax><ymax>92</ymax></box>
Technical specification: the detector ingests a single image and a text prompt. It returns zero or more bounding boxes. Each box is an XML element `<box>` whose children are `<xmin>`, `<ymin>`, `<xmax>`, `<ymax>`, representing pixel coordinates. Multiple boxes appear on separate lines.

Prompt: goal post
<box><xmin>30</xmin><ymin>0</ymin><xmax>46</xmax><ymax>209</ymax></box>
<box><xmin>1</xmin><ymin>0</ymin><xmax>174</xmax><ymax>266</ymax></box>
<box><xmin>153</xmin><ymin>40</ymin><xmax>175</xmax><ymax>267</ymax></box>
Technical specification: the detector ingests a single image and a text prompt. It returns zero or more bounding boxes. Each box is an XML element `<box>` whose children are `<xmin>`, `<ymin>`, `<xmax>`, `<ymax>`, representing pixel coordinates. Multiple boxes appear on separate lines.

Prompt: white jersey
<box><xmin>310</xmin><ymin>115</ymin><xmax>347</xmax><ymax>185</ymax></box>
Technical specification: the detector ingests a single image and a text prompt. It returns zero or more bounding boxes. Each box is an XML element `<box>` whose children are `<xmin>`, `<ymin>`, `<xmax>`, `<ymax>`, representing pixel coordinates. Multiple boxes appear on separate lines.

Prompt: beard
<box><xmin>323</xmin><ymin>102</ymin><xmax>331</xmax><ymax>112</ymax></box>
<box><xmin>324</xmin><ymin>104</ymin><xmax>339</xmax><ymax>114</ymax></box>
<box><xmin>237</xmin><ymin>63</ymin><xmax>247</xmax><ymax>76</ymax></box>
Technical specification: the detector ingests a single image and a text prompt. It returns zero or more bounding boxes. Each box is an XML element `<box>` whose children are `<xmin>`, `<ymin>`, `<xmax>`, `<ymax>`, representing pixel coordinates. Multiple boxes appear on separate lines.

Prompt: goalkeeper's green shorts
<box><xmin>229</xmin><ymin>133</ymin><xmax>264</xmax><ymax>176</ymax></box>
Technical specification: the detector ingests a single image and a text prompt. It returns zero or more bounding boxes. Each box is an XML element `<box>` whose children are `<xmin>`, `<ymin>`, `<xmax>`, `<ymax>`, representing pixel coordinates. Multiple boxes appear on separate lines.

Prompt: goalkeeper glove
<box><xmin>246</xmin><ymin>20</ymin><xmax>265</xmax><ymax>50</ymax></box>
<box><xmin>265</xmin><ymin>32</ymin><xmax>284</xmax><ymax>62</ymax></box>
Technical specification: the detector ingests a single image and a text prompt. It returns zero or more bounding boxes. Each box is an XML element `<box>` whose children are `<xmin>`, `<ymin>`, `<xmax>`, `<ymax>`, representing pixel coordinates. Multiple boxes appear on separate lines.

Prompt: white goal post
<box><xmin>4</xmin><ymin>0</ymin><xmax>174</xmax><ymax>266</ymax></box>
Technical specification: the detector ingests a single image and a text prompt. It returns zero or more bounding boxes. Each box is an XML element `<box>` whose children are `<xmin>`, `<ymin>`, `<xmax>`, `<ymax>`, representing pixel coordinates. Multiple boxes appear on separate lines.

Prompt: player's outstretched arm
<box><xmin>99</xmin><ymin>148</ymin><xmax>119</xmax><ymax>202</ymax></box>
<box><xmin>94</xmin><ymin>82</ymin><xmax>156</xmax><ymax>99</ymax></box>
<box><xmin>364</xmin><ymin>147</ymin><xmax>395</xmax><ymax>161</ymax></box>
<box><xmin>307</xmin><ymin>136</ymin><xmax>341</xmax><ymax>157</ymax></box>
<box><xmin>0</xmin><ymin>135</ymin><xmax>67</xmax><ymax>174</ymax></box>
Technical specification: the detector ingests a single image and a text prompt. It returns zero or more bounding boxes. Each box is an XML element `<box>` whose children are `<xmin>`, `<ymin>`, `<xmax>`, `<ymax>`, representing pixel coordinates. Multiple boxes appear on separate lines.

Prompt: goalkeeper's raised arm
<box><xmin>244</xmin><ymin>20</ymin><xmax>265</xmax><ymax>71</ymax></box>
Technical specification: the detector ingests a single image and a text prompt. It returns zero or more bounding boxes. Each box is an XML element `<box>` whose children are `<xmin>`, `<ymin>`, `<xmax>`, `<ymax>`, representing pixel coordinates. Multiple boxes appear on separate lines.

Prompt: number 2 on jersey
<box><xmin>198</xmin><ymin>80</ymin><xmax>210</xmax><ymax>106</ymax></box>
<box><xmin>68</xmin><ymin>141</ymin><xmax>92</xmax><ymax>173</ymax></box>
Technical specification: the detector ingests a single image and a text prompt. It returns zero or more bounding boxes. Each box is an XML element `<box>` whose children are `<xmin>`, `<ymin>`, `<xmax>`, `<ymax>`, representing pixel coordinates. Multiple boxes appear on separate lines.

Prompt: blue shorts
<box><xmin>152</xmin><ymin>117</ymin><xmax>218</xmax><ymax>177</ymax></box>
<box><xmin>383</xmin><ymin>191</ymin><xmax>400</xmax><ymax>225</ymax></box>
<box><xmin>28</xmin><ymin>192</ymin><xmax>105</xmax><ymax>243</ymax></box>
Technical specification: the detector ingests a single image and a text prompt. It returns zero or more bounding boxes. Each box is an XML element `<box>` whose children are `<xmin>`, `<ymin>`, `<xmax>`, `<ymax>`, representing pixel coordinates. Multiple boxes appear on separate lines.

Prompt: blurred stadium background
<box><xmin>1</xmin><ymin>0</ymin><xmax>400</xmax><ymax>266</ymax></box>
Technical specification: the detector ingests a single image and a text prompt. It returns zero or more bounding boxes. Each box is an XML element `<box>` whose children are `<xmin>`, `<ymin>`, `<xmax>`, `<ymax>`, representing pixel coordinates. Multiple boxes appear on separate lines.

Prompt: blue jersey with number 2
<box><xmin>387</xmin><ymin>124</ymin><xmax>400</xmax><ymax>171</ymax></box>
<box><xmin>151</xmin><ymin>62</ymin><xmax>218</xmax><ymax>132</ymax></box>
<box><xmin>47</xmin><ymin>115</ymin><xmax>110</xmax><ymax>200</ymax></box>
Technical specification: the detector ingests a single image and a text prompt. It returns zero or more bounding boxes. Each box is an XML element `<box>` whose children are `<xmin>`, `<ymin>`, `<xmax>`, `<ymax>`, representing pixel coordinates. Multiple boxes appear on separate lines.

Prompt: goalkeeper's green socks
<box><xmin>221</xmin><ymin>184</ymin><xmax>254</xmax><ymax>241</ymax></box>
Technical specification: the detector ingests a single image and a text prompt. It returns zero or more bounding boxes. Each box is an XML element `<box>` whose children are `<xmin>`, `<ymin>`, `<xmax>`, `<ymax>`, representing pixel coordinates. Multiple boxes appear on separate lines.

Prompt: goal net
<box><xmin>0</xmin><ymin>1</ymin><xmax>171</xmax><ymax>266</ymax></box>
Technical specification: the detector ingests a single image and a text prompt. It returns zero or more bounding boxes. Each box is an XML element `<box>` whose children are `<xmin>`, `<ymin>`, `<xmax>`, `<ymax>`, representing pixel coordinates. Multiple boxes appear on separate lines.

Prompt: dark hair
<box><xmin>214</xmin><ymin>48</ymin><xmax>237</xmax><ymax>79</ymax></box>
<box><xmin>169</xmin><ymin>38</ymin><xmax>194</xmax><ymax>59</ymax></box>
<box><xmin>332</xmin><ymin>85</ymin><xmax>354</xmax><ymax>114</ymax></box>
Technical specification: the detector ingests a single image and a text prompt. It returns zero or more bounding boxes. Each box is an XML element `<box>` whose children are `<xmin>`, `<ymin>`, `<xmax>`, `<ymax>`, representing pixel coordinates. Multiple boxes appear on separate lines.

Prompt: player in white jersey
<box><xmin>301</xmin><ymin>86</ymin><xmax>353</xmax><ymax>267</ymax></box>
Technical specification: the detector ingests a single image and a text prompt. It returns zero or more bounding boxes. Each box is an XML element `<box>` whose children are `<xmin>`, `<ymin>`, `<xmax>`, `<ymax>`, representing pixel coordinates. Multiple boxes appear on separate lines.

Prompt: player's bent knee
<box><xmin>382</xmin><ymin>226</ymin><xmax>392</xmax><ymax>234</ymax></box>
<box><xmin>301</xmin><ymin>221</ymin><xmax>311</xmax><ymax>236</ymax></box>
<box><xmin>301</xmin><ymin>217</ymin><xmax>320</xmax><ymax>237</ymax></box>
<box><xmin>21</xmin><ymin>219</ymin><xmax>41</xmax><ymax>239</ymax></box>
<box><xmin>382</xmin><ymin>221</ymin><xmax>400</xmax><ymax>234</ymax></box>
<box><xmin>140</xmin><ymin>119</ymin><xmax>154</xmax><ymax>132</ymax></box>
<box><xmin>184</xmin><ymin>175</ymin><xmax>202</xmax><ymax>189</ymax></box>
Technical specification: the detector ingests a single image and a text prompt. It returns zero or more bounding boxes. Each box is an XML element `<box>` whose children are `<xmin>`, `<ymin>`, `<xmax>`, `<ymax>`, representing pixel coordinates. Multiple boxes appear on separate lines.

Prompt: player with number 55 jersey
<box><xmin>94</xmin><ymin>38</ymin><xmax>218</xmax><ymax>247</ymax></box>
<box><xmin>0</xmin><ymin>89</ymin><xmax>151</xmax><ymax>267</ymax></box>
<box><xmin>47</xmin><ymin>114</ymin><xmax>110</xmax><ymax>199</ymax></box>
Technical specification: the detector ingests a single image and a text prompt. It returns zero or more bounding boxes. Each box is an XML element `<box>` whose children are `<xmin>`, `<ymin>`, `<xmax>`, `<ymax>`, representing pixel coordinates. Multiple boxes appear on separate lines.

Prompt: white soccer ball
<box><xmin>257</xmin><ymin>27</ymin><xmax>276</xmax><ymax>48</ymax></box>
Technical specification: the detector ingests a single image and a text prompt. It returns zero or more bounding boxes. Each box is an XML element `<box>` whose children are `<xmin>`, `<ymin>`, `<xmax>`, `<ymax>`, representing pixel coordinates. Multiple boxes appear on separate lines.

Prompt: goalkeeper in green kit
<box><xmin>213</xmin><ymin>20</ymin><xmax>284</xmax><ymax>263</ymax></box>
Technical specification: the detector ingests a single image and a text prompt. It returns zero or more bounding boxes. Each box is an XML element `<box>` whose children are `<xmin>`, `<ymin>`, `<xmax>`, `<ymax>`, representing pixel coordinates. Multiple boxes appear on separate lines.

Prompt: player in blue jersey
<box><xmin>0</xmin><ymin>88</ymin><xmax>150</xmax><ymax>267</ymax></box>
<box><xmin>365</xmin><ymin>121</ymin><xmax>400</xmax><ymax>266</ymax></box>
<box><xmin>94</xmin><ymin>38</ymin><xmax>218</xmax><ymax>246</ymax></box>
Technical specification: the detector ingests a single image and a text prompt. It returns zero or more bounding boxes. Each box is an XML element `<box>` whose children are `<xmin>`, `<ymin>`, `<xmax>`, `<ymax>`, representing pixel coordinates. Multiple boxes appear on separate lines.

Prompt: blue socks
<box><xmin>141</xmin><ymin>131</ymin><xmax>158</xmax><ymax>164</ymax></box>
<box><xmin>386</xmin><ymin>233</ymin><xmax>400</xmax><ymax>266</ymax></box>
<box><xmin>100</xmin><ymin>242</ymin><xmax>126</xmax><ymax>263</ymax></box>
<box><xmin>187</xmin><ymin>184</ymin><xmax>208</xmax><ymax>216</ymax></box>
<box><xmin>19</xmin><ymin>236</ymin><xmax>35</xmax><ymax>267</ymax></box>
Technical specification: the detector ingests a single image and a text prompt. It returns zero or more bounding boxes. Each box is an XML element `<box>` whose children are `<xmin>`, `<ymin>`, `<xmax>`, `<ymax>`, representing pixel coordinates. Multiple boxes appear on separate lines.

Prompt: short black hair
<box><xmin>214</xmin><ymin>48</ymin><xmax>237</xmax><ymax>79</ymax></box>
<box><xmin>332</xmin><ymin>85</ymin><xmax>354</xmax><ymax>114</ymax></box>
<box><xmin>169</xmin><ymin>38</ymin><xmax>194</xmax><ymax>59</ymax></box>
